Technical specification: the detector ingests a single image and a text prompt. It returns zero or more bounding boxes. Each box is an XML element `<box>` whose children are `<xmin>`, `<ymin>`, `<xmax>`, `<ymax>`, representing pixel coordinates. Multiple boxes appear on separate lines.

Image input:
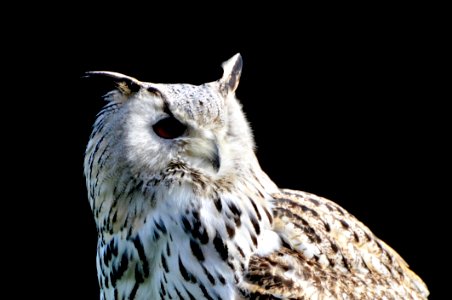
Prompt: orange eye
<box><xmin>153</xmin><ymin>117</ymin><xmax>187</xmax><ymax>139</ymax></box>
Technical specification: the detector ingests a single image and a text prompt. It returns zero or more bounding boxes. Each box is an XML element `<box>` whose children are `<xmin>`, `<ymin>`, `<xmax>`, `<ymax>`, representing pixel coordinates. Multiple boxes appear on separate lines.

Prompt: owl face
<box><xmin>119</xmin><ymin>81</ymin><xmax>228</xmax><ymax>177</ymax></box>
<box><xmin>88</xmin><ymin>54</ymin><xmax>253</xmax><ymax>183</ymax></box>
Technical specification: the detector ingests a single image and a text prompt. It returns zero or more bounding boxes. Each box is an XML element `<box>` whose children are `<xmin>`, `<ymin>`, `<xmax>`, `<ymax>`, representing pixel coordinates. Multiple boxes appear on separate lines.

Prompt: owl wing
<box><xmin>241</xmin><ymin>189</ymin><xmax>429</xmax><ymax>299</ymax></box>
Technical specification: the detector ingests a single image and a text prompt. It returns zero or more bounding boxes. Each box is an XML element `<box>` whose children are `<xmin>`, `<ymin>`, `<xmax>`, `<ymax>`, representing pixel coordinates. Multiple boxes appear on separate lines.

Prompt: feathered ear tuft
<box><xmin>83</xmin><ymin>71</ymin><xmax>143</xmax><ymax>95</ymax></box>
<box><xmin>219</xmin><ymin>53</ymin><xmax>242</xmax><ymax>96</ymax></box>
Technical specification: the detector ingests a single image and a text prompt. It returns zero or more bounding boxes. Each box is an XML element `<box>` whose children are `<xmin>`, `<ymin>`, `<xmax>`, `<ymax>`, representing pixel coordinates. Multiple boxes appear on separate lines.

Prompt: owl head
<box><xmin>85</xmin><ymin>54</ymin><xmax>257</xmax><ymax>184</ymax></box>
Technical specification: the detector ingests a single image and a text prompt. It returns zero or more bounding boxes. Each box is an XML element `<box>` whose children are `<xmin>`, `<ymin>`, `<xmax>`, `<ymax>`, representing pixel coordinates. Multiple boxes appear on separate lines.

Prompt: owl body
<box><xmin>84</xmin><ymin>54</ymin><xmax>429</xmax><ymax>299</ymax></box>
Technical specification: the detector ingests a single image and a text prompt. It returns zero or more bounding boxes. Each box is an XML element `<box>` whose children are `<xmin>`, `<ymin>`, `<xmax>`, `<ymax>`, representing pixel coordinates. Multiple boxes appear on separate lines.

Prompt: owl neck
<box><xmin>87</xmin><ymin>133</ymin><xmax>279</xmax><ymax>228</ymax></box>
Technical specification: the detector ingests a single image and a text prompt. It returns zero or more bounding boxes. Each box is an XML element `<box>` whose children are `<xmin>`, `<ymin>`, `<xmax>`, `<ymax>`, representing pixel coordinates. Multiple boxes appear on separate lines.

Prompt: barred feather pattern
<box><xmin>84</xmin><ymin>54</ymin><xmax>428</xmax><ymax>300</ymax></box>
<box><xmin>241</xmin><ymin>190</ymin><xmax>429</xmax><ymax>299</ymax></box>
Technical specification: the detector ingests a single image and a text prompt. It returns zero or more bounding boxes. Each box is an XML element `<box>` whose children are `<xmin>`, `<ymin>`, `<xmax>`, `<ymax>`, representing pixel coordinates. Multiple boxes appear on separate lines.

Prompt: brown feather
<box><xmin>241</xmin><ymin>189</ymin><xmax>429</xmax><ymax>299</ymax></box>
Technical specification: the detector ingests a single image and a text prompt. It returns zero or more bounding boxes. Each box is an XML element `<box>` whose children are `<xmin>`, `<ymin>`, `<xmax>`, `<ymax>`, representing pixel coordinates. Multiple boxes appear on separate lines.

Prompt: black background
<box><xmin>14</xmin><ymin>5</ymin><xmax>446</xmax><ymax>299</ymax></box>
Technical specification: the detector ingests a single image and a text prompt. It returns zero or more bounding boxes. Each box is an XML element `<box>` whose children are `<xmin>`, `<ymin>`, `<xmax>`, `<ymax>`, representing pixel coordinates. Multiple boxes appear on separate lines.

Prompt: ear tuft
<box><xmin>83</xmin><ymin>71</ymin><xmax>142</xmax><ymax>95</ymax></box>
<box><xmin>219</xmin><ymin>53</ymin><xmax>242</xmax><ymax>96</ymax></box>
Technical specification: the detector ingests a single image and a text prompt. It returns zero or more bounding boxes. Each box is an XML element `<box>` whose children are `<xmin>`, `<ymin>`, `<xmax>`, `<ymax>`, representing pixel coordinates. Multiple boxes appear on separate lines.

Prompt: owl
<box><xmin>84</xmin><ymin>54</ymin><xmax>429</xmax><ymax>299</ymax></box>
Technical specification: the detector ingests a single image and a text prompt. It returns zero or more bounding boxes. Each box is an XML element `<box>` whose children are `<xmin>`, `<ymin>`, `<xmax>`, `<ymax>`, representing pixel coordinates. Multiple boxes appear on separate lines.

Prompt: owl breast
<box><xmin>94</xmin><ymin>158</ymin><xmax>277</xmax><ymax>300</ymax></box>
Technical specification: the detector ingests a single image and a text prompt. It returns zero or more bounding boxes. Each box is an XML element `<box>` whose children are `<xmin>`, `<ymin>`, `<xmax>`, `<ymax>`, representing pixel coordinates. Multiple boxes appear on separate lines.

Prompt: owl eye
<box><xmin>153</xmin><ymin>116</ymin><xmax>187</xmax><ymax>139</ymax></box>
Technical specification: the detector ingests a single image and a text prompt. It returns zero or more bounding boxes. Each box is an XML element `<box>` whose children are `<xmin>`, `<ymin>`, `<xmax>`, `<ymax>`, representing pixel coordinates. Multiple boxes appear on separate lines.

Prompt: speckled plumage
<box><xmin>84</xmin><ymin>54</ymin><xmax>429</xmax><ymax>300</ymax></box>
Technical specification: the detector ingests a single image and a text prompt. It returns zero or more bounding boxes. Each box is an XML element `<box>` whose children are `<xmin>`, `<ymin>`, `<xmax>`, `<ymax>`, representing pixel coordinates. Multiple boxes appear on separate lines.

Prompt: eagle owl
<box><xmin>84</xmin><ymin>54</ymin><xmax>429</xmax><ymax>299</ymax></box>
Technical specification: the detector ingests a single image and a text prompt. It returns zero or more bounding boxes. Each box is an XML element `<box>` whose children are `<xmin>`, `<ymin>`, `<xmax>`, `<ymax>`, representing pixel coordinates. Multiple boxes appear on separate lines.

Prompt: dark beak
<box><xmin>211</xmin><ymin>143</ymin><xmax>221</xmax><ymax>172</ymax></box>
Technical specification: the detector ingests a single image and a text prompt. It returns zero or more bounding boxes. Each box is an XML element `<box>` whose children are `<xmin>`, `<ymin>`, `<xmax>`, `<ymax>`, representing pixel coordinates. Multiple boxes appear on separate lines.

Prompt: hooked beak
<box><xmin>211</xmin><ymin>143</ymin><xmax>220</xmax><ymax>172</ymax></box>
<box><xmin>185</xmin><ymin>136</ymin><xmax>221</xmax><ymax>174</ymax></box>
